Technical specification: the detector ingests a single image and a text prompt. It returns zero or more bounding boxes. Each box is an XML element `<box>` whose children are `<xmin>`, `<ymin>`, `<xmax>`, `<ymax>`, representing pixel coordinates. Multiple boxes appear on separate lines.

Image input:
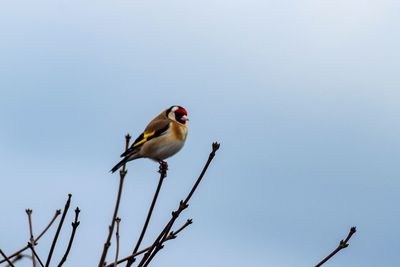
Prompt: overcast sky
<box><xmin>1</xmin><ymin>0</ymin><xmax>399</xmax><ymax>266</ymax></box>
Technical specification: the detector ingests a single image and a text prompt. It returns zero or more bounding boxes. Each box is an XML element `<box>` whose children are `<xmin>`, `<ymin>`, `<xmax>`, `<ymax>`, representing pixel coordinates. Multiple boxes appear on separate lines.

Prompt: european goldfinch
<box><xmin>111</xmin><ymin>105</ymin><xmax>189</xmax><ymax>173</ymax></box>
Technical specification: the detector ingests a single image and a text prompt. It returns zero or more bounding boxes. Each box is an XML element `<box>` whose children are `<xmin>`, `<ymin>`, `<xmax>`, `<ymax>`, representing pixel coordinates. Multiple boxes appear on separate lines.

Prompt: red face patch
<box><xmin>175</xmin><ymin>107</ymin><xmax>187</xmax><ymax>116</ymax></box>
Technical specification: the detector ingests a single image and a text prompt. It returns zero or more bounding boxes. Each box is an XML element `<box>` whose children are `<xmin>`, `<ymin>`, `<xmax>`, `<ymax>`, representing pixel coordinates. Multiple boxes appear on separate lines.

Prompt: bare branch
<box><xmin>98</xmin><ymin>134</ymin><xmax>131</xmax><ymax>267</ymax></box>
<box><xmin>5</xmin><ymin>254</ymin><xmax>31</xmax><ymax>267</ymax></box>
<box><xmin>3</xmin><ymin>142</ymin><xmax>219</xmax><ymax>267</ymax></box>
<box><xmin>138</xmin><ymin>142</ymin><xmax>220</xmax><ymax>267</ymax></box>
<box><xmin>106</xmin><ymin>247</ymin><xmax>149</xmax><ymax>267</ymax></box>
<box><xmin>166</xmin><ymin>219</ymin><xmax>193</xmax><ymax>240</ymax></box>
<box><xmin>25</xmin><ymin>209</ymin><xmax>37</xmax><ymax>267</ymax></box>
<box><xmin>104</xmin><ymin>220</ymin><xmax>192</xmax><ymax>267</ymax></box>
<box><xmin>45</xmin><ymin>194</ymin><xmax>72</xmax><ymax>267</ymax></box>
<box><xmin>27</xmin><ymin>243</ymin><xmax>45</xmax><ymax>267</ymax></box>
<box><xmin>0</xmin><ymin>210</ymin><xmax>61</xmax><ymax>264</ymax></box>
<box><xmin>35</xmin><ymin>210</ymin><xmax>62</xmax><ymax>241</ymax></box>
<box><xmin>315</xmin><ymin>227</ymin><xmax>357</xmax><ymax>267</ymax></box>
<box><xmin>0</xmin><ymin>249</ymin><xmax>16</xmax><ymax>267</ymax></box>
<box><xmin>126</xmin><ymin>161</ymin><xmax>168</xmax><ymax>267</ymax></box>
<box><xmin>113</xmin><ymin>218</ymin><xmax>121</xmax><ymax>267</ymax></box>
<box><xmin>57</xmin><ymin>207</ymin><xmax>81</xmax><ymax>267</ymax></box>
<box><xmin>140</xmin><ymin>219</ymin><xmax>194</xmax><ymax>267</ymax></box>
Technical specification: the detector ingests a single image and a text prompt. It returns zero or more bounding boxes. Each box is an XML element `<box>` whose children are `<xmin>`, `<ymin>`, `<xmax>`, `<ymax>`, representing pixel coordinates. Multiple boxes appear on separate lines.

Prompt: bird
<box><xmin>111</xmin><ymin>105</ymin><xmax>189</xmax><ymax>173</ymax></box>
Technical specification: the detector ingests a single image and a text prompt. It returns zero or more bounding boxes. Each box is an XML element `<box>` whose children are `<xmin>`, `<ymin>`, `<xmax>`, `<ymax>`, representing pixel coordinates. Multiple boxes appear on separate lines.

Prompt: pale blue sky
<box><xmin>1</xmin><ymin>1</ymin><xmax>400</xmax><ymax>266</ymax></box>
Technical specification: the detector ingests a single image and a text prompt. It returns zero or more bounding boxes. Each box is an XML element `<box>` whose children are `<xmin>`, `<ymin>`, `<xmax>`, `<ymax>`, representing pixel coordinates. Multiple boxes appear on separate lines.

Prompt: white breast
<box><xmin>140</xmin><ymin>128</ymin><xmax>187</xmax><ymax>160</ymax></box>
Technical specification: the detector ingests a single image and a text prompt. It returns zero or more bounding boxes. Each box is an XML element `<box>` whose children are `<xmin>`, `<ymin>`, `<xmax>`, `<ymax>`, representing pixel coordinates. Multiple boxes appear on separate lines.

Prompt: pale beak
<box><xmin>182</xmin><ymin>115</ymin><xmax>189</xmax><ymax>121</ymax></box>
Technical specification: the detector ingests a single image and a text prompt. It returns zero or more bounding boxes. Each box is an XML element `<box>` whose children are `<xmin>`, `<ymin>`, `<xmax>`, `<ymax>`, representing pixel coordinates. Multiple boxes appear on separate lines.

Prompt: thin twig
<box><xmin>98</xmin><ymin>134</ymin><xmax>131</xmax><ymax>267</ymax></box>
<box><xmin>0</xmin><ymin>210</ymin><xmax>61</xmax><ymax>264</ymax></box>
<box><xmin>138</xmin><ymin>142</ymin><xmax>220</xmax><ymax>267</ymax></box>
<box><xmin>106</xmin><ymin>247</ymin><xmax>149</xmax><ymax>267</ymax></box>
<box><xmin>0</xmin><ymin>249</ymin><xmax>16</xmax><ymax>267</ymax></box>
<box><xmin>26</xmin><ymin>209</ymin><xmax>37</xmax><ymax>267</ymax></box>
<box><xmin>57</xmin><ymin>207</ymin><xmax>81</xmax><ymax>267</ymax></box>
<box><xmin>6</xmin><ymin>254</ymin><xmax>31</xmax><ymax>267</ymax></box>
<box><xmin>27</xmin><ymin>243</ymin><xmax>45</xmax><ymax>267</ymax></box>
<box><xmin>126</xmin><ymin>161</ymin><xmax>168</xmax><ymax>267</ymax></box>
<box><xmin>140</xmin><ymin>240</ymin><xmax>162</xmax><ymax>267</ymax></box>
<box><xmin>140</xmin><ymin>219</ymin><xmax>194</xmax><ymax>267</ymax></box>
<box><xmin>104</xmin><ymin>220</ymin><xmax>192</xmax><ymax>267</ymax></box>
<box><xmin>315</xmin><ymin>227</ymin><xmax>357</xmax><ymax>267</ymax></box>
<box><xmin>45</xmin><ymin>194</ymin><xmax>72</xmax><ymax>267</ymax></box>
<box><xmin>35</xmin><ymin>210</ymin><xmax>62</xmax><ymax>241</ymax></box>
<box><xmin>114</xmin><ymin>218</ymin><xmax>121</xmax><ymax>267</ymax></box>
<box><xmin>166</xmin><ymin>219</ymin><xmax>193</xmax><ymax>240</ymax></box>
<box><xmin>7</xmin><ymin>254</ymin><xmax>27</xmax><ymax>267</ymax></box>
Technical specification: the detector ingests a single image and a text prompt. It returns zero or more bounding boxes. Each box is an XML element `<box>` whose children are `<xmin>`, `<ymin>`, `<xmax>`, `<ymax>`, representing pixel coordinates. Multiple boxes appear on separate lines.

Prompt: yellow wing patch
<box><xmin>133</xmin><ymin>131</ymin><xmax>155</xmax><ymax>147</ymax></box>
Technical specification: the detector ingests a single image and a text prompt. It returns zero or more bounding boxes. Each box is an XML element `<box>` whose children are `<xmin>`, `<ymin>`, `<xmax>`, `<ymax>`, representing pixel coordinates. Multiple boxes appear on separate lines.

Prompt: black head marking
<box><xmin>166</xmin><ymin>105</ymin><xmax>184</xmax><ymax>116</ymax></box>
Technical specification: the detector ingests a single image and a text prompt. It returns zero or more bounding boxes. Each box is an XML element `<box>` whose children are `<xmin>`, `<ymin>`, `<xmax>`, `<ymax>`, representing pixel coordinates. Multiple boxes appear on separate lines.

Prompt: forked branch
<box><xmin>27</xmin><ymin>243</ymin><xmax>45</xmax><ymax>267</ymax></box>
<box><xmin>104</xmin><ymin>219</ymin><xmax>193</xmax><ymax>267</ymax></box>
<box><xmin>0</xmin><ymin>210</ymin><xmax>61</xmax><ymax>264</ymax></box>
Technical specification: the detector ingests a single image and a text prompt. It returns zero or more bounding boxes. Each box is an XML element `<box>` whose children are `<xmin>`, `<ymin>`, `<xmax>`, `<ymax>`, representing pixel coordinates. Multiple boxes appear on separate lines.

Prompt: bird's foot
<box><xmin>158</xmin><ymin>160</ymin><xmax>168</xmax><ymax>174</ymax></box>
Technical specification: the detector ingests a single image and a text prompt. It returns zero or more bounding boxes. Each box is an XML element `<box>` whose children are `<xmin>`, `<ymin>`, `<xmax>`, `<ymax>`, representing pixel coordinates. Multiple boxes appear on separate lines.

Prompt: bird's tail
<box><xmin>110</xmin><ymin>157</ymin><xmax>129</xmax><ymax>173</ymax></box>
